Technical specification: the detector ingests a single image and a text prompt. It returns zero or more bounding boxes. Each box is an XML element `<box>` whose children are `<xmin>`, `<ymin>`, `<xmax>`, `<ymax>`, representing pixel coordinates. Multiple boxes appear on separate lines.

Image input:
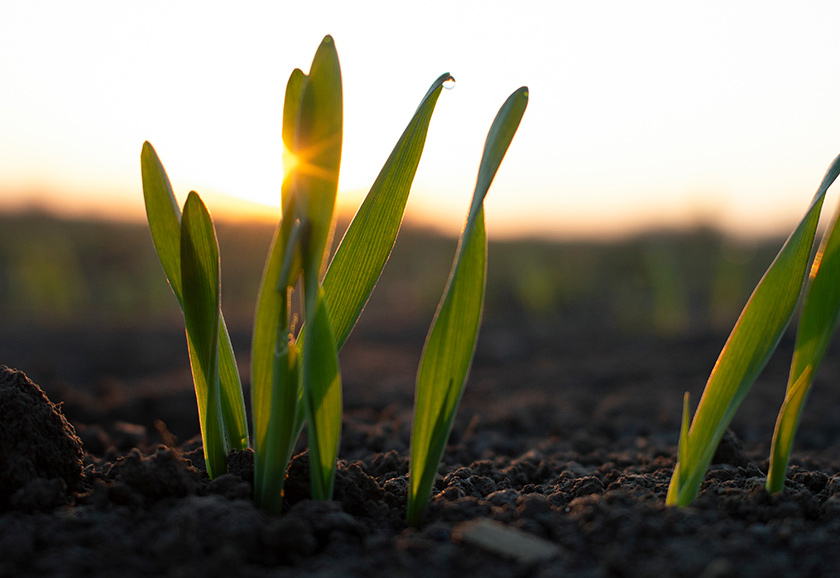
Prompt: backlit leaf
<box><xmin>251</xmin><ymin>65</ymin><xmax>309</xmax><ymax>513</ymax></box>
<box><xmin>141</xmin><ymin>143</ymin><xmax>249</xmax><ymax>453</ymax></box>
<box><xmin>302</xmin><ymin>289</ymin><xmax>342</xmax><ymax>500</ymax></box>
<box><xmin>667</xmin><ymin>154</ymin><xmax>840</xmax><ymax>506</ymax></box>
<box><xmin>767</xmin><ymin>185</ymin><xmax>840</xmax><ymax>492</ymax></box>
<box><xmin>180</xmin><ymin>192</ymin><xmax>226</xmax><ymax>478</ymax></box>
<box><xmin>323</xmin><ymin>73</ymin><xmax>453</xmax><ymax>348</ymax></box>
<box><xmin>407</xmin><ymin>86</ymin><xmax>528</xmax><ymax>526</ymax></box>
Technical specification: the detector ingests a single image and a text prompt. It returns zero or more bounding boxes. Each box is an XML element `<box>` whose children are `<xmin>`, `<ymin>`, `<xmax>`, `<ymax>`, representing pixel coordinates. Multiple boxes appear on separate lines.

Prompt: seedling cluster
<box><xmin>141</xmin><ymin>34</ymin><xmax>840</xmax><ymax>523</ymax></box>
<box><xmin>142</xmin><ymin>36</ymin><xmax>527</xmax><ymax>523</ymax></box>
<box><xmin>668</xmin><ymin>155</ymin><xmax>840</xmax><ymax>506</ymax></box>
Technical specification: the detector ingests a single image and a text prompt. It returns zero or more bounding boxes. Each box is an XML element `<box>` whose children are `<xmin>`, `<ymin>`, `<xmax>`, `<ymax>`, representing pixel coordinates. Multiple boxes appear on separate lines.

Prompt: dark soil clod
<box><xmin>0</xmin><ymin>365</ymin><xmax>83</xmax><ymax>508</ymax></box>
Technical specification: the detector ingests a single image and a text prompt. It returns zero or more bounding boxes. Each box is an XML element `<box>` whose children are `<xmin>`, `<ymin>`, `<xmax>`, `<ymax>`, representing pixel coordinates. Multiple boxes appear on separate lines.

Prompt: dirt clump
<box><xmin>0</xmin><ymin>365</ymin><xmax>84</xmax><ymax>509</ymax></box>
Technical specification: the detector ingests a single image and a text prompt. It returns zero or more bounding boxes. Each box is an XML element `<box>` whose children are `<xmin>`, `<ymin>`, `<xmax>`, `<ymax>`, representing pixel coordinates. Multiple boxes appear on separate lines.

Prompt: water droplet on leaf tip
<box><xmin>443</xmin><ymin>77</ymin><xmax>456</xmax><ymax>90</ymax></box>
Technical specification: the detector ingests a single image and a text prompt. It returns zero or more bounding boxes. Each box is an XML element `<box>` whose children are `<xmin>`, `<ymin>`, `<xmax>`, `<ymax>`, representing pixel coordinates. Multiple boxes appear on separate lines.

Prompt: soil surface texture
<box><xmin>4</xmin><ymin>315</ymin><xmax>840</xmax><ymax>578</ymax></box>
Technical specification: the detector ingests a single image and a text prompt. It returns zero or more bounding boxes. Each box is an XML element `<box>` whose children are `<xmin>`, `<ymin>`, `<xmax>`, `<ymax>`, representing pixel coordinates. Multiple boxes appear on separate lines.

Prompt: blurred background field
<box><xmin>0</xmin><ymin>213</ymin><xmax>786</xmax><ymax>327</ymax></box>
<box><xmin>0</xmin><ymin>211</ymin><xmax>783</xmax><ymax>376</ymax></box>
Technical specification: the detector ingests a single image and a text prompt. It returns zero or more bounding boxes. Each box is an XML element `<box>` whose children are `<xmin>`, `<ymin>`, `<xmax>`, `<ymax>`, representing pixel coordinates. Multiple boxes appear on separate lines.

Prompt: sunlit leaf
<box><xmin>180</xmin><ymin>192</ymin><xmax>226</xmax><ymax>478</ymax></box>
<box><xmin>302</xmin><ymin>289</ymin><xmax>342</xmax><ymax>500</ymax></box>
<box><xmin>253</xmin><ymin>69</ymin><xmax>454</xmax><ymax>510</ymax></box>
<box><xmin>667</xmin><ymin>154</ymin><xmax>840</xmax><ymax>506</ymax></box>
<box><xmin>407</xmin><ymin>86</ymin><xmax>528</xmax><ymax>526</ymax></box>
<box><xmin>141</xmin><ymin>142</ymin><xmax>182</xmax><ymax>301</ymax></box>
<box><xmin>141</xmin><ymin>143</ymin><xmax>249</xmax><ymax>453</ymax></box>
<box><xmin>676</xmin><ymin>392</ymin><xmax>690</xmax><ymax>490</ymax></box>
<box><xmin>295</xmin><ymin>35</ymin><xmax>344</xmax><ymax>501</ymax></box>
<box><xmin>767</xmin><ymin>367</ymin><xmax>814</xmax><ymax>493</ymax></box>
<box><xmin>767</xmin><ymin>188</ymin><xmax>840</xmax><ymax>493</ymax></box>
<box><xmin>251</xmin><ymin>67</ymin><xmax>308</xmax><ymax>512</ymax></box>
<box><xmin>252</xmin><ymin>35</ymin><xmax>344</xmax><ymax>506</ymax></box>
<box><xmin>291</xmin><ymin>34</ymin><xmax>342</xmax><ymax>289</ymax></box>
<box><xmin>323</xmin><ymin>73</ymin><xmax>453</xmax><ymax>348</ymax></box>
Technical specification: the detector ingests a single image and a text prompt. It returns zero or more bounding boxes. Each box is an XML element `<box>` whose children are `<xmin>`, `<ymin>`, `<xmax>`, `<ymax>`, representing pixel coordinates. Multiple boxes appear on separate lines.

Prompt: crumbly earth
<box><xmin>0</xmin><ymin>366</ymin><xmax>83</xmax><ymax>509</ymax></box>
<box><xmin>3</xmin><ymin>316</ymin><xmax>840</xmax><ymax>578</ymax></box>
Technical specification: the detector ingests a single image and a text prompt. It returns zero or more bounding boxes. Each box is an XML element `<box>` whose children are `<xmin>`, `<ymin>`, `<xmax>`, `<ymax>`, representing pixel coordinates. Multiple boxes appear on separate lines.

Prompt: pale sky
<box><xmin>2</xmin><ymin>1</ymin><xmax>839</xmax><ymax>238</ymax></box>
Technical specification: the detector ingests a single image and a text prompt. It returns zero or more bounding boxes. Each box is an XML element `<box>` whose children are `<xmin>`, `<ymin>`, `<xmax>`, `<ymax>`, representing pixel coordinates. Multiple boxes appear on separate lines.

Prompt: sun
<box><xmin>183</xmin><ymin>140</ymin><xmax>369</xmax><ymax>223</ymax></box>
<box><xmin>282</xmin><ymin>144</ymin><xmax>300</xmax><ymax>188</ymax></box>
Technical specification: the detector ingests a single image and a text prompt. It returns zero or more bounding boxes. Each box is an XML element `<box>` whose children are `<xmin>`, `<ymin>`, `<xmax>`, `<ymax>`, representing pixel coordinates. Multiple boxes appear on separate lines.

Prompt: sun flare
<box><xmin>282</xmin><ymin>144</ymin><xmax>300</xmax><ymax>188</ymax></box>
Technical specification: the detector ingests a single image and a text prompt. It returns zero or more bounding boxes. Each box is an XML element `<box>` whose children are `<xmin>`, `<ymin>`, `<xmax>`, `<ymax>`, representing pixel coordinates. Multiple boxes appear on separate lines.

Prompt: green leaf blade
<box><xmin>291</xmin><ymin>35</ymin><xmax>342</xmax><ymax>283</ymax></box>
<box><xmin>472</xmin><ymin>87</ymin><xmax>529</xmax><ymax>215</ymax></box>
<box><xmin>254</xmin><ymin>337</ymin><xmax>300</xmax><ymax>514</ymax></box>
<box><xmin>767</xmin><ymin>367</ymin><xmax>814</xmax><ymax>493</ymax></box>
<box><xmin>323</xmin><ymin>73</ymin><xmax>453</xmax><ymax>348</ymax></box>
<box><xmin>251</xmin><ymin>35</ymin><xmax>344</xmax><ymax>510</ymax></box>
<box><xmin>302</xmin><ymin>290</ymin><xmax>343</xmax><ymax>500</ymax></box>
<box><xmin>141</xmin><ymin>143</ymin><xmax>249</xmax><ymax>452</ymax></box>
<box><xmin>407</xmin><ymin>86</ymin><xmax>528</xmax><ymax>526</ymax></box>
<box><xmin>180</xmin><ymin>191</ymin><xmax>226</xmax><ymax>478</ymax></box>
<box><xmin>217</xmin><ymin>322</ymin><xmax>249</xmax><ymax>450</ymax></box>
<box><xmin>141</xmin><ymin>141</ymin><xmax>183</xmax><ymax>302</ymax></box>
<box><xmin>281</xmin><ymin>69</ymin><xmax>307</xmax><ymax>210</ymax></box>
<box><xmin>767</xmin><ymin>185</ymin><xmax>840</xmax><ymax>492</ymax></box>
<box><xmin>408</xmin><ymin>209</ymin><xmax>487</xmax><ymax>526</ymax></box>
<box><xmin>250</xmin><ymin>67</ymin><xmax>308</xmax><ymax>511</ymax></box>
<box><xmin>667</xmin><ymin>154</ymin><xmax>840</xmax><ymax>506</ymax></box>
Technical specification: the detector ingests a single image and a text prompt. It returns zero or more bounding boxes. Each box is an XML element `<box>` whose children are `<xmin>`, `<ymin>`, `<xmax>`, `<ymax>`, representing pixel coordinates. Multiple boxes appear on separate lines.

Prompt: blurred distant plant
<box><xmin>667</xmin><ymin>154</ymin><xmax>840</xmax><ymax>507</ymax></box>
<box><xmin>141</xmin><ymin>35</ymin><xmax>527</xmax><ymax>517</ymax></box>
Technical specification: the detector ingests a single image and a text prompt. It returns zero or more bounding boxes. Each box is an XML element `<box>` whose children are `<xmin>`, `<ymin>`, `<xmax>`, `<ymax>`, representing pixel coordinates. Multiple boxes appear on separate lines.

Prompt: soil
<box><xmin>4</xmin><ymin>314</ymin><xmax>840</xmax><ymax>578</ymax></box>
<box><xmin>3</xmin><ymin>221</ymin><xmax>840</xmax><ymax>577</ymax></box>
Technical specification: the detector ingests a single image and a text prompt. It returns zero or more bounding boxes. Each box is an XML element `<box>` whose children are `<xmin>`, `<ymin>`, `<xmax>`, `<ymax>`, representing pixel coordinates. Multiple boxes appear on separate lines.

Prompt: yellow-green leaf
<box><xmin>302</xmin><ymin>288</ymin><xmax>342</xmax><ymax>500</ymax></box>
<box><xmin>180</xmin><ymin>192</ymin><xmax>226</xmax><ymax>478</ymax></box>
<box><xmin>667</xmin><ymin>154</ymin><xmax>840</xmax><ymax>506</ymax></box>
<box><xmin>407</xmin><ymin>87</ymin><xmax>528</xmax><ymax>526</ymax></box>
<box><xmin>323</xmin><ymin>73</ymin><xmax>453</xmax><ymax>348</ymax></box>
<box><xmin>289</xmin><ymin>35</ymin><xmax>342</xmax><ymax>286</ymax></box>
<box><xmin>767</xmin><ymin>177</ymin><xmax>840</xmax><ymax>492</ymax></box>
<box><xmin>141</xmin><ymin>143</ymin><xmax>249</xmax><ymax>452</ymax></box>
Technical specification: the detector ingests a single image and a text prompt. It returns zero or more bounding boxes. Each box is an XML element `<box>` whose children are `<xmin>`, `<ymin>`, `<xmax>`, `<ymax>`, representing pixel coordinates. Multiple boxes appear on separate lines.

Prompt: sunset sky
<box><xmin>2</xmin><ymin>2</ymin><xmax>839</xmax><ymax>238</ymax></box>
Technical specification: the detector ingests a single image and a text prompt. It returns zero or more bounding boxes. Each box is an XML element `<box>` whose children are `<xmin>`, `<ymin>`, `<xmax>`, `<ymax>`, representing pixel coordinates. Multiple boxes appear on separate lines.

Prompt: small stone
<box><xmin>453</xmin><ymin>518</ymin><xmax>561</xmax><ymax>564</ymax></box>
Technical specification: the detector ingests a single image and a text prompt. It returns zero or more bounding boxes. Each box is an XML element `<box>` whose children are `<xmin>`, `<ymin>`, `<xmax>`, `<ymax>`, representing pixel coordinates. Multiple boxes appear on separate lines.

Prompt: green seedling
<box><xmin>766</xmin><ymin>183</ymin><xmax>840</xmax><ymax>493</ymax></box>
<box><xmin>141</xmin><ymin>148</ymin><xmax>250</xmax><ymax>478</ymax></box>
<box><xmin>667</xmin><ymin>154</ymin><xmax>840</xmax><ymax>507</ymax></box>
<box><xmin>259</xmin><ymin>36</ymin><xmax>344</xmax><ymax>505</ymax></box>
<box><xmin>143</xmin><ymin>35</ymin><xmax>449</xmax><ymax>507</ymax></box>
<box><xmin>250</xmin><ymin>39</ymin><xmax>457</xmax><ymax>513</ymax></box>
<box><xmin>407</xmin><ymin>87</ymin><xmax>528</xmax><ymax>527</ymax></box>
<box><xmin>142</xmin><ymin>34</ymin><xmax>527</xmax><ymax>516</ymax></box>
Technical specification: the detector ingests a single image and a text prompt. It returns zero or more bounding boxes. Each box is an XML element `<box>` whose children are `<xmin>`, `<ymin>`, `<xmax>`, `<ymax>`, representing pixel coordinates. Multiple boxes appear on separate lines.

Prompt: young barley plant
<box><xmin>143</xmin><ymin>35</ymin><xmax>526</xmax><ymax>517</ymax></box>
<box><xmin>249</xmin><ymin>38</ymin><xmax>461</xmax><ymax>514</ymax></box>
<box><xmin>407</xmin><ymin>86</ymin><xmax>528</xmax><ymax>527</ymax></box>
<box><xmin>667</xmin><ymin>154</ymin><xmax>840</xmax><ymax>507</ymax></box>
<box><xmin>141</xmin><ymin>147</ymin><xmax>250</xmax><ymax>479</ymax></box>
<box><xmin>766</xmin><ymin>181</ymin><xmax>840</xmax><ymax>493</ymax></box>
<box><xmin>143</xmin><ymin>35</ymin><xmax>451</xmax><ymax>509</ymax></box>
